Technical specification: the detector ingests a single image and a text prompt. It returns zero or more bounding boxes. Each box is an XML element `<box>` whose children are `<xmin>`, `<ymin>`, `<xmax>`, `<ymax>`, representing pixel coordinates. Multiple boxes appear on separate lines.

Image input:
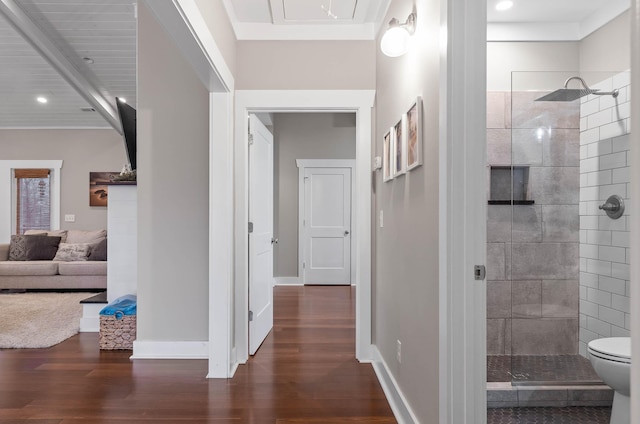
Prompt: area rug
<box><xmin>0</xmin><ymin>292</ymin><xmax>92</xmax><ymax>349</ymax></box>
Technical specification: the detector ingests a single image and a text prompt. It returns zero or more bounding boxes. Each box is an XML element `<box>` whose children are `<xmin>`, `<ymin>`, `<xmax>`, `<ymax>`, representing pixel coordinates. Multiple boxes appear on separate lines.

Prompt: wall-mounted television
<box><xmin>116</xmin><ymin>97</ymin><xmax>136</xmax><ymax>171</ymax></box>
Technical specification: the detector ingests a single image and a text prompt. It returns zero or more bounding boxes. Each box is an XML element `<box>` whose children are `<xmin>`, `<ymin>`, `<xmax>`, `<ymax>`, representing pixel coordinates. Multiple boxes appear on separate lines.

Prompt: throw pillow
<box><xmin>52</xmin><ymin>243</ymin><xmax>92</xmax><ymax>262</ymax></box>
<box><xmin>8</xmin><ymin>235</ymin><xmax>27</xmax><ymax>261</ymax></box>
<box><xmin>24</xmin><ymin>235</ymin><xmax>62</xmax><ymax>260</ymax></box>
<box><xmin>65</xmin><ymin>229</ymin><xmax>106</xmax><ymax>245</ymax></box>
<box><xmin>87</xmin><ymin>238</ymin><xmax>107</xmax><ymax>261</ymax></box>
<box><xmin>25</xmin><ymin>229</ymin><xmax>68</xmax><ymax>243</ymax></box>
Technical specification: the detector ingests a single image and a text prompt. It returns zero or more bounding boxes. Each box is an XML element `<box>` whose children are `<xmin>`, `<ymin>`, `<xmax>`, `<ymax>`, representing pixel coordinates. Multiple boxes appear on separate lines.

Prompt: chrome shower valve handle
<box><xmin>599</xmin><ymin>195</ymin><xmax>625</xmax><ymax>219</ymax></box>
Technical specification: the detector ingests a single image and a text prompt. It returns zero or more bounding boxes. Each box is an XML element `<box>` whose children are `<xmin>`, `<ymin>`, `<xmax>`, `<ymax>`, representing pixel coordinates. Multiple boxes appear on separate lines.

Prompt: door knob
<box><xmin>271</xmin><ymin>237</ymin><xmax>279</xmax><ymax>244</ymax></box>
<box><xmin>344</xmin><ymin>230</ymin><xmax>350</xmax><ymax>236</ymax></box>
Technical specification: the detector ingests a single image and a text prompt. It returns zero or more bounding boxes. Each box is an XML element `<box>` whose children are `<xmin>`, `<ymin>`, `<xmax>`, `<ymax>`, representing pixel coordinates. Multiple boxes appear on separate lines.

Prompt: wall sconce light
<box><xmin>380</xmin><ymin>12</ymin><xmax>417</xmax><ymax>57</ymax></box>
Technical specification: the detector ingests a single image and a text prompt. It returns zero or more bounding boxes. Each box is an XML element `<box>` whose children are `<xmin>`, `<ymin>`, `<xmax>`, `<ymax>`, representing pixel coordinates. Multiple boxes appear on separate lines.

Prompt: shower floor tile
<box><xmin>487</xmin><ymin>406</ymin><xmax>611</xmax><ymax>423</ymax></box>
<box><xmin>488</xmin><ymin>355</ymin><xmax>602</xmax><ymax>384</ymax></box>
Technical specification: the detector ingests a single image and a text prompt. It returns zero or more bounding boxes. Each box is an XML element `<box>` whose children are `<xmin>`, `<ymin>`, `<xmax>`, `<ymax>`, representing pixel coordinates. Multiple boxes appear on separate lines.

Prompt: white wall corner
<box><xmin>370</xmin><ymin>346</ymin><xmax>419</xmax><ymax>424</ymax></box>
<box><xmin>131</xmin><ymin>341</ymin><xmax>209</xmax><ymax>359</ymax></box>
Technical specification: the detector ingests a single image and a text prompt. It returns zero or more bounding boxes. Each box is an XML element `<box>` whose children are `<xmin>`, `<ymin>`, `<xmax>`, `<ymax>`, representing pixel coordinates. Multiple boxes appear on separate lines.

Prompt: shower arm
<box><xmin>564</xmin><ymin>76</ymin><xmax>619</xmax><ymax>98</ymax></box>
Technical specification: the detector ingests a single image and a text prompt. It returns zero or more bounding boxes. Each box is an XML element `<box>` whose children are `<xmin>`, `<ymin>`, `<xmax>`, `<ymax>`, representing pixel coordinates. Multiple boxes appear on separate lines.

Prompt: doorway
<box><xmin>249</xmin><ymin>114</ymin><xmax>357</xmax><ymax>355</ymax></box>
<box><xmin>234</xmin><ymin>90</ymin><xmax>375</xmax><ymax>365</ymax></box>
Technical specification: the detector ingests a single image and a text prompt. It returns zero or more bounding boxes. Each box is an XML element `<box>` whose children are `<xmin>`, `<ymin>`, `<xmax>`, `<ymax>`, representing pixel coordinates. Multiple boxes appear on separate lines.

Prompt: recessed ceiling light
<box><xmin>496</xmin><ymin>0</ymin><xmax>513</xmax><ymax>11</ymax></box>
<box><xmin>118</xmin><ymin>97</ymin><xmax>127</xmax><ymax>103</ymax></box>
<box><xmin>36</xmin><ymin>97</ymin><xmax>47</xmax><ymax>104</ymax></box>
<box><xmin>83</xmin><ymin>57</ymin><xmax>94</xmax><ymax>64</ymax></box>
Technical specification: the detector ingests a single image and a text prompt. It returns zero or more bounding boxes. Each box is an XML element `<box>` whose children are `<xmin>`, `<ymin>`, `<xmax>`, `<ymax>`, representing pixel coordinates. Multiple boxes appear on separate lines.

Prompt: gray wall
<box><xmin>374</xmin><ymin>0</ymin><xmax>441</xmax><ymax>421</ymax></box>
<box><xmin>0</xmin><ymin>129</ymin><xmax>126</xmax><ymax>232</ymax></box>
<box><xmin>137</xmin><ymin>2</ymin><xmax>210</xmax><ymax>342</ymax></box>
<box><xmin>487</xmin><ymin>42</ymin><xmax>580</xmax><ymax>91</ymax></box>
<box><xmin>193</xmin><ymin>0</ymin><xmax>237</xmax><ymax>75</ymax></box>
<box><xmin>236</xmin><ymin>41</ymin><xmax>376</xmax><ymax>89</ymax></box>
<box><xmin>272</xmin><ymin>113</ymin><xmax>356</xmax><ymax>278</ymax></box>
<box><xmin>580</xmin><ymin>11</ymin><xmax>630</xmax><ymax>74</ymax></box>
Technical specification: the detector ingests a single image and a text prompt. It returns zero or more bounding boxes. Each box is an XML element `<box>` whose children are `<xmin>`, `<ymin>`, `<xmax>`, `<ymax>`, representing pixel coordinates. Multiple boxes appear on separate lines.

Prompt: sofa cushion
<box><xmin>24</xmin><ymin>235</ymin><xmax>62</xmax><ymax>260</ymax></box>
<box><xmin>0</xmin><ymin>261</ymin><xmax>58</xmax><ymax>276</ymax></box>
<box><xmin>25</xmin><ymin>229</ymin><xmax>68</xmax><ymax>243</ymax></box>
<box><xmin>88</xmin><ymin>239</ymin><xmax>107</xmax><ymax>261</ymax></box>
<box><xmin>52</xmin><ymin>243</ymin><xmax>92</xmax><ymax>261</ymax></box>
<box><xmin>66</xmin><ymin>229</ymin><xmax>106</xmax><ymax>246</ymax></box>
<box><xmin>57</xmin><ymin>261</ymin><xmax>107</xmax><ymax>276</ymax></box>
<box><xmin>8</xmin><ymin>235</ymin><xmax>27</xmax><ymax>261</ymax></box>
<box><xmin>0</xmin><ymin>243</ymin><xmax>9</xmax><ymax>261</ymax></box>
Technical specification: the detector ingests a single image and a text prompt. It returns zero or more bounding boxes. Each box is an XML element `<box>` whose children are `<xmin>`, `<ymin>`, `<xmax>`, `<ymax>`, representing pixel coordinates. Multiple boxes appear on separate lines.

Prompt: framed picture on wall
<box><xmin>89</xmin><ymin>172</ymin><xmax>118</xmax><ymax>207</ymax></box>
<box><xmin>406</xmin><ymin>96</ymin><xmax>423</xmax><ymax>171</ymax></box>
<box><xmin>394</xmin><ymin>117</ymin><xmax>406</xmax><ymax>176</ymax></box>
<box><xmin>383</xmin><ymin>130</ymin><xmax>393</xmax><ymax>182</ymax></box>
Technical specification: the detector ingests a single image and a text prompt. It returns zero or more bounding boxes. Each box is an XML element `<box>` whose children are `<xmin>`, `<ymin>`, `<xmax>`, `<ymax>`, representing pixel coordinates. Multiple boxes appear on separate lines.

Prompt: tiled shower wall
<box><xmin>487</xmin><ymin>91</ymin><xmax>580</xmax><ymax>355</ymax></box>
<box><xmin>578</xmin><ymin>71</ymin><xmax>632</xmax><ymax>356</ymax></box>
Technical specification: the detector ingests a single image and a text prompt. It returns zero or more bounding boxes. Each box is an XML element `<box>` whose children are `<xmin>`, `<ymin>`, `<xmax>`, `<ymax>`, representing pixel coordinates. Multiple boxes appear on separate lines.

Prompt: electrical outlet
<box><xmin>379</xmin><ymin>210</ymin><xmax>384</xmax><ymax>228</ymax></box>
<box><xmin>64</xmin><ymin>214</ymin><xmax>75</xmax><ymax>223</ymax></box>
<box><xmin>396</xmin><ymin>340</ymin><xmax>402</xmax><ymax>364</ymax></box>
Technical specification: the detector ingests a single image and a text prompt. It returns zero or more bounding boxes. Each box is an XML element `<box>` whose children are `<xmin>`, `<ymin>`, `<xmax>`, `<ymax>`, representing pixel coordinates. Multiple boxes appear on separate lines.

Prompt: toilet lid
<box><xmin>588</xmin><ymin>337</ymin><xmax>631</xmax><ymax>364</ymax></box>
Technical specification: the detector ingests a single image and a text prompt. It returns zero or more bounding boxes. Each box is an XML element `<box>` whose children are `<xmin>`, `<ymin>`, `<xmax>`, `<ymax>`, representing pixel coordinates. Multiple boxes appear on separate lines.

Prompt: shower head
<box><xmin>535</xmin><ymin>88</ymin><xmax>599</xmax><ymax>102</ymax></box>
<box><xmin>535</xmin><ymin>76</ymin><xmax>619</xmax><ymax>102</ymax></box>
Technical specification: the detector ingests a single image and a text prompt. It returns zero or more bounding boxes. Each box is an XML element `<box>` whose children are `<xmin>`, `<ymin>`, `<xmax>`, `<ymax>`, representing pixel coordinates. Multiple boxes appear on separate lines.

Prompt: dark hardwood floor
<box><xmin>0</xmin><ymin>286</ymin><xmax>396</xmax><ymax>423</ymax></box>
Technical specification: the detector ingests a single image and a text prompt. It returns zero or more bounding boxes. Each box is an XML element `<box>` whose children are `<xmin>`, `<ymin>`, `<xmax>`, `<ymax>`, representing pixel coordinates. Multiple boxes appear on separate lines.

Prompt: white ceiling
<box><xmin>222</xmin><ymin>0</ymin><xmax>390</xmax><ymax>40</ymax></box>
<box><xmin>487</xmin><ymin>0</ymin><xmax>630</xmax><ymax>41</ymax></box>
<box><xmin>0</xmin><ymin>0</ymin><xmax>135</xmax><ymax>130</ymax></box>
<box><xmin>0</xmin><ymin>0</ymin><xmax>631</xmax><ymax>130</ymax></box>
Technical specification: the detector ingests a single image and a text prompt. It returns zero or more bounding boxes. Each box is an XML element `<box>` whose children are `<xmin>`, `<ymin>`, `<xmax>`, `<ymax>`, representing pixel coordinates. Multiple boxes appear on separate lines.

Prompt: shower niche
<box><xmin>488</xmin><ymin>166</ymin><xmax>533</xmax><ymax>205</ymax></box>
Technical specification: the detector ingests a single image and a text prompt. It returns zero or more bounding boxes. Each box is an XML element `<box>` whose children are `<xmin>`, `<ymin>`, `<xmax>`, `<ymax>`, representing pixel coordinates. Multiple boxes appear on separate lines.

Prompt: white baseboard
<box><xmin>131</xmin><ymin>341</ymin><xmax>208</xmax><ymax>359</ymax></box>
<box><xmin>371</xmin><ymin>346</ymin><xmax>419</xmax><ymax>424</ymax></box>
<box><xmin>274</xmin><ymin>277</ymin><xmax>302</xmax><ymax>286</ymax></box>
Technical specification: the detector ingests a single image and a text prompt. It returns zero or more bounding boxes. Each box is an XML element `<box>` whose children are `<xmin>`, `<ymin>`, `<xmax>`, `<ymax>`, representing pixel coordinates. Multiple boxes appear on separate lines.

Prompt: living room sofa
<box><xmin>0</xmin><ymin>230</ymin><xmax>107</xmax><ymax>290</ymax></box>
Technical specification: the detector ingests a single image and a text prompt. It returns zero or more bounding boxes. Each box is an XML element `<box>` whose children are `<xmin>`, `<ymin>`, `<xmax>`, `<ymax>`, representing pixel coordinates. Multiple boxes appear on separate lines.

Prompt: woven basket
<box><xmin>99</xmin><ymin>314</ymin><xmax>136</xmax><ymax>350</ymax></box>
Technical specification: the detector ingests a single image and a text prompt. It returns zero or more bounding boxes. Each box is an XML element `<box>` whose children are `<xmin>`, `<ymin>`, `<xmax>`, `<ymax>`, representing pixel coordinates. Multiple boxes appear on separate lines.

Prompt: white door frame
<box><xmin>296</xmin><ymin>159</ymin><xmax>356</xmax><ymax>286</ymax></box>
<box><xmin>235</xmin><ymin>90</ymin><xmax>375</xmax><ymax>365</ymax></box>
<box><xmin>630</xmin><ymin>1</ymin><xmax>640</xmax><ymax>421</ymax></box>
<box><xmin>439</xmin><ymin>0</ymin><xmax>487</xmax><ymax>422</ymax></box>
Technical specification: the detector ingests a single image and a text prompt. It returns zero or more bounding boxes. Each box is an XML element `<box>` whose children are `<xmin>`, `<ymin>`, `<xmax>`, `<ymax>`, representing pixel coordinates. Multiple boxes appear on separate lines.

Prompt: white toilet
<box><xmin>587</xmin><ymin>337</ymin><xmax>631</xmax><ymax>424</ymax></box>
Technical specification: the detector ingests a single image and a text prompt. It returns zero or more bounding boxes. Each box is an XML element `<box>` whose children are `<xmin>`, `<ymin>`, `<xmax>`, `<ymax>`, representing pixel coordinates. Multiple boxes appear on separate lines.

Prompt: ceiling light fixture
<box><xmin>83</xmin><ymin>56</ymin><xmax>95</xmax><ymax>64</ymax></box>
<box><xmin>495</xmin><ymin>0</ymin><xmax>514</xmax><ymax>11</ymax></box>
<box><xmin>380</xmin><ymin>12</ymin><xmax>417</xmax><ymax>58</ymax></box>
<box><xmin>320</xmin><ymin>0</ymin><xmax>338</xmax><ymax>20</ymax></box>
<box><xmin>36</xmin><ymin>96</ymin><xmax>47</xmax><ymax>104</ymax></box>
<box><xmin>118</xmin><ymin>97</ymin><xmax>127</xmax><ymax>103</ymax></box>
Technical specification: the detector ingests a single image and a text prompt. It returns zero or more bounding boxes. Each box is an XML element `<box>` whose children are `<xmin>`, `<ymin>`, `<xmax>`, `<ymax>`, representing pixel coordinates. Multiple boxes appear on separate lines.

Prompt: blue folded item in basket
<box><xmin>99</xmin><ymin>294</ymin><xmax>137</xmax><ymax>317</ymax></box>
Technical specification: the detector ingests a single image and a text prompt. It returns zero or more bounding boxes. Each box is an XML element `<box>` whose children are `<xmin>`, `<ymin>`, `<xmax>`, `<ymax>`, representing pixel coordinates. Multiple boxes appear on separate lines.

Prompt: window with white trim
<box><xmin>14</xmin><ymin>169</ymin><xmax>51</xmax><ymax>234</ymax></box>
<box><xmin>0</xmin><ymin>160</ymin><xmax>63</xmax><ymax>243</ymax></box>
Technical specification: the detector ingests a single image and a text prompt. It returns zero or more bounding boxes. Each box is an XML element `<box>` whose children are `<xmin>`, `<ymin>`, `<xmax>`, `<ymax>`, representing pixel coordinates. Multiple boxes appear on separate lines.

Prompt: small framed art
<box><xmin>383</xmin><ymin>130</ymin><xmax>393</xmax><ymax>182</ymax></box>
<box><xmin>394</xmin><ymin>117</ymin><xmax>406</xmax><ymax>176</ymax></box>
<box><xmin>89</xmin><ymin>172</ymin><xmax>119</xmax><ymax>207</ymax></box>
<box><xmin>406</xmin><ymin>96</ymin><xmax>423</xmax><ymax>171</ymax></box>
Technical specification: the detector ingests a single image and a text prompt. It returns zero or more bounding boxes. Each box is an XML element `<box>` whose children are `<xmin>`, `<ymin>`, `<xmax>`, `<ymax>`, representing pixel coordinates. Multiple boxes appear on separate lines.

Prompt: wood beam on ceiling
<box><xmin>0</xmin><ymin>0</ymin><xmax>122</xmax><ymax>134</ymax></box>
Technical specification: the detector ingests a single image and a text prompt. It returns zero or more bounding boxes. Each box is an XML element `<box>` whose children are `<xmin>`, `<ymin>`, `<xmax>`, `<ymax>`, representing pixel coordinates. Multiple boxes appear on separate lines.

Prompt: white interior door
<box><xmin>302</xmin><ymin>167</ymin><xmax>352</xmax><ymax>285</ymax></box>
<box><xmin>248</xmin><ymin>114</ymin><xmax>274</xmax><ymax>355</ymax></box>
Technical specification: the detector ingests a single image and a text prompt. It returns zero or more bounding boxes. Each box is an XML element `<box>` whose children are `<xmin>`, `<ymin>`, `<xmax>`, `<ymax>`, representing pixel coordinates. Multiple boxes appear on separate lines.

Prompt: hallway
<box><xmin>0</xmin><ymin>286</ymin><xmax>395</xmax><ymax>423</ymax></box>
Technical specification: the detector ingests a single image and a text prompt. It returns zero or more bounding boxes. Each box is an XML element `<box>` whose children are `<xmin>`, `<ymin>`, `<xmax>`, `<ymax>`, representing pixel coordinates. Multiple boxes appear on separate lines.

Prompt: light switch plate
<box><xmin>64</xmin><ymin>214</ymin><xmax>75</xmax><ymax>222</ymax></box>
<box><xmin>373</xmin><ymin>156</ymin><xmax>382</xmax><ymax>170</ymax></box>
